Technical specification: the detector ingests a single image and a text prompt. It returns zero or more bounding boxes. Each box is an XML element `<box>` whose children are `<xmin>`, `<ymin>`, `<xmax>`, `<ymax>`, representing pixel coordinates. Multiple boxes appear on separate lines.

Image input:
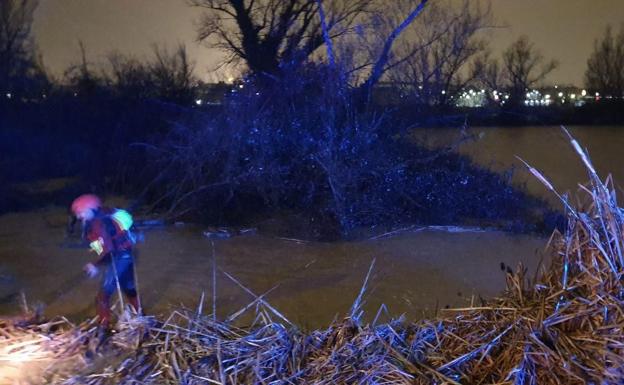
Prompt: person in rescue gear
<box><xmin>70</xmin><ymin>194</ymin><xmax>141</xmax><ymax>330</ymax></box>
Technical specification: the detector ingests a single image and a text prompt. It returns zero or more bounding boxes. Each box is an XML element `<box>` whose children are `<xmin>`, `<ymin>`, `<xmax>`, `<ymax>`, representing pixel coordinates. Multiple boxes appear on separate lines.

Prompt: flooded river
<box><xmin>0</xmin><ymin>208</ymin><xmax>547</xmax><ymax>329</ymax></box>
<box><xmin>1</xmin><ymin>125</ymin><xmax>621</xmax><ymax>328</ymax></box>
<box><xmin>416</xmin><ymin>125</ymin><xmax>624</xmax><ymax>206</ymax></box>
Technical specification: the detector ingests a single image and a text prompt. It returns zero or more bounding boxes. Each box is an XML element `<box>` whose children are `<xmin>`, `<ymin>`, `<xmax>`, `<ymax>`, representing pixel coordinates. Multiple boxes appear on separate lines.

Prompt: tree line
<box><xmin>2</xmin><ymin>0</ymin><xmax>623</xmax><ymax>106</ymax></box>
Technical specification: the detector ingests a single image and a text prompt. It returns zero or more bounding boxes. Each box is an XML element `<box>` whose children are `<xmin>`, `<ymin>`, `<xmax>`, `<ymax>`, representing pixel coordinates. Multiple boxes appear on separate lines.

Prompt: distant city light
<box><xmin>238</xmin><ymin>84</ymin><xmax>244</xmax><ymax>89</ymax></box>
<box><xmin>441</xmin><ymin>90</ymin><xmax>446</xmax><ymax>95</ymax></box>
<box><xmin>5</xmin><ymin>92</ymin><xmax>11</xmax><ymax>99</ymax></box>
<box><xmin>227</xmin><ymin>76</ymin><xmax>234</xmax><ymax>83</ymax></box>
<box><xmin>195</xmin><ymin>99</ymin><xmax>203</xmax><ymax>105</ymax></box>
<box><xmin>453</xmin><ymin>85</ymin><xmax>603</xmax><ymax>109</ymax></box>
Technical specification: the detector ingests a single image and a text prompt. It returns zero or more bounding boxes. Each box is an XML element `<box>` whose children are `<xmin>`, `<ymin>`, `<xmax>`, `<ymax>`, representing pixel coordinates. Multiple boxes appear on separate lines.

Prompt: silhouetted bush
<box><xmin>0</xmin><ymin>33</ymin><xmax>564</xmax><ymax>237</ymax></box>
<box><xmin>144</xmin><ymin>63</ymin><xmax>560</xmax><ymax>238</ymax></box>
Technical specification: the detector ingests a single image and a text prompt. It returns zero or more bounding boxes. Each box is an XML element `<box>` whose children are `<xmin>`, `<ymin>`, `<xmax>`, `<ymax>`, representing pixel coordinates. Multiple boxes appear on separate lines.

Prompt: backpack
<box><xmin>110</xmin><ymin>208</ymin><xmax>137</xmax><ymax>245</ymax></box>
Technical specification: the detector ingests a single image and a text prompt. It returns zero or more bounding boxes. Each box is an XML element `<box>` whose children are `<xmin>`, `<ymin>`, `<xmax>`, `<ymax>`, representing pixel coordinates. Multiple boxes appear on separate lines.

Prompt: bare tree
<box><xmin>585</xmin><ymin>24</ymin><xmax>624</xmax><ymax>98</ymax></box>
<box><xmin>502</xmin><ymin>35</ymin><xmax>557</xmax><ymax>105</ymax></box>
<box><xmin>105</xmin><ymin>52</ymin><xmax>151</xmax><ymax>99</ymax></box>
<box><xmin>149</xmin><ymin>44</ymin><xmax>197</xmax><ymax>103</ymax></box>
<box><xmin>190</xmin><ymin>0</ymin><xmax>372</xmax><ymax>75</ymax></box>
<box><xmin>471</xmin><ymin>50</ymin><xmax>502</xmax><ymax>93</ymax></box>
<box><xmin>0</xmin><ymin>0</ymin><xmax>40</xmax><ymax>92</ymax></box>
<box><xmin>358</xmin><ymin>1</ymin><xmax>428</xmax><ymax>94</ymax></box>
<box><xmin>385</xmin><ymin>0</ymin><xmax>492</xmax><ymax>107</ymax></box>
<box><xmin>63</xmin><ymin>41</ymin><xmax>104</xmax><ymax>96</ymax></box>
<box><xmin>70</xmin><ymin>44</ymin><xmax>196</xmax><ymax>102</ymax></box>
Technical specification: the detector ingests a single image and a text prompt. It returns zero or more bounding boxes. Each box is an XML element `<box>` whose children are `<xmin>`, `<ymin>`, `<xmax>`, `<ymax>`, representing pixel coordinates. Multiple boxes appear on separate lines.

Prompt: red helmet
<box><xmin>71</xmin><ymin>194</ymin><xmax>102</xmax><ymax>216</ymax></box>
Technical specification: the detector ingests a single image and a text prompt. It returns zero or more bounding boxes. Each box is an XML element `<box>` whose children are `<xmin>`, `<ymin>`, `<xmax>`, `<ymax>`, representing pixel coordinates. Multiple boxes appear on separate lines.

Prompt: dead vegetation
<box><xmin>2</xmin><ymin>127</ymin><xmax>623</xmax><ymax>384</ymax></box>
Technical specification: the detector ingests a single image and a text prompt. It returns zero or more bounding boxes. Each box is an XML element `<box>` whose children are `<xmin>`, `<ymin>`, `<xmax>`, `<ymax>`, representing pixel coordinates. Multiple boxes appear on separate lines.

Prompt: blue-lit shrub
<box><xmin>149</xmin><ymin>63</ymin><xmax>560</xmax><ymax>237</ymax></box>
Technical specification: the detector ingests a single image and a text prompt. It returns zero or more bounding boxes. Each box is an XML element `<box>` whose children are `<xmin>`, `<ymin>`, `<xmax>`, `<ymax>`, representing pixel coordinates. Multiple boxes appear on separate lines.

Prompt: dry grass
<box><xmin>2</xmin><ymin>126</ymin><xmax>624</xmax><ymax>384</ymax></box>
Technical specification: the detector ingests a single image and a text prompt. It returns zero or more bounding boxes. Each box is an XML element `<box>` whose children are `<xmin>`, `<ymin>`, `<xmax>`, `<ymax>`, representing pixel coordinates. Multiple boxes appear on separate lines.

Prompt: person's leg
<box><xmin>97</xmin><ymin>263</ymin><xmax>116</xmax><ymax>327</ymax></box>
<box><xmin>95</xmin><ymin>291</ymin><xmax>111</xmax><ymax>326</ymax></box>
<box><xmin>117</xmin><ymin>253</ymin><xmax>141</xmax><ymax>314</ymax></box>
<box><xmin>93</xmin><ymin>262</ymin><xmax>116</xmax><ymax>349</ymax></box>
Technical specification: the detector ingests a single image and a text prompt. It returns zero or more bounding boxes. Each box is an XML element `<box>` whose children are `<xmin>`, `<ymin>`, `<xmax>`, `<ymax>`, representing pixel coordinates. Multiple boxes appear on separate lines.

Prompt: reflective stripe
<box><xmin>90</xmin><ymin>237</ymin><xmax>104</xmax><ymax>255</ymax></box>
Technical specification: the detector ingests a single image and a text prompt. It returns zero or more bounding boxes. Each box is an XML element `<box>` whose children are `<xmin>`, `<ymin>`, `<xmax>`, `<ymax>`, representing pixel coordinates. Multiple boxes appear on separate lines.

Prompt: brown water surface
<box><xmin>6</xmin><ymin>125</ymin><xmax>620</xmax><ymax>328</ymax></box>
<box><xmin>415</xmin><ymin>125</ymin><xmax>624</xmax><ymax>206</ymax></box>
<box><xmin>0</xmin><ymin>208</ymin><xmax>547</xmax><ymax>329</ymax></box>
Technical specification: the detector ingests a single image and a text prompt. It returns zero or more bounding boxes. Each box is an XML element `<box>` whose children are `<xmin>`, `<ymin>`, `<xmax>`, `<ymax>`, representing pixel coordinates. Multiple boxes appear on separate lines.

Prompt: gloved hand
<box><xmin>83</xmin><ymin>263</ymin><xmax>99</xmax><ymax>278</ymax></box>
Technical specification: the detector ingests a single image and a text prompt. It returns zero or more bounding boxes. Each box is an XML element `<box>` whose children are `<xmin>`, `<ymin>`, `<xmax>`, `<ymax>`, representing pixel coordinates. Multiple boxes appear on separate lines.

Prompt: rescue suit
<box><xmin>84</xmin><ymin>207</ymin><xmax>139</xmax><ymax>326</ymax></box>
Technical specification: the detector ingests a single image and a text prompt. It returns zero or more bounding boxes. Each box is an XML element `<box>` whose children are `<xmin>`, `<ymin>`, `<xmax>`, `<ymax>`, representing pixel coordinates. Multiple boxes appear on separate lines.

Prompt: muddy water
<box><xmin>4</xmin><ymin>125</ymin><xmax>622</xmax><ymax>328</ymax></box>
<box><xmin>415</xmin><ymin>125</ymin><xmax>624</xmax><ymax>206</ymax></box>
<box><xmin>0</xmin><ymin>208</ymin><xmax>548</xmax><ymax>329</ymax></box>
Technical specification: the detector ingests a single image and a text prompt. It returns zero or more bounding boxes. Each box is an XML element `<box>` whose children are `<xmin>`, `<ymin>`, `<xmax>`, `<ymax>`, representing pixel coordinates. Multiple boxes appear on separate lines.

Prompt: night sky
<box><xmin>33</xmin><ymin>0</ymin><xmax>624</xmax><ymax>85</ymax></box>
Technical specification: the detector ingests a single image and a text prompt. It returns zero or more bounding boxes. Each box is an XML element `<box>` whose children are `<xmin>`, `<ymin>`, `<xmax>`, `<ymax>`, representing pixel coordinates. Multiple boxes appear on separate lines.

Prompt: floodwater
<box><xmin>415</xmin><ymin>125</ymin><xmax>624</xmax><ymax>206</ymax></box>
<box><xmin>0</xmin><ymin>208</ymin><xmax>548</xmax><ymax>329</ymax></box>
<box><xmin>2</xmin><ymin>125</ymin><xmax>622</xmax><ymax>329</ymax></box>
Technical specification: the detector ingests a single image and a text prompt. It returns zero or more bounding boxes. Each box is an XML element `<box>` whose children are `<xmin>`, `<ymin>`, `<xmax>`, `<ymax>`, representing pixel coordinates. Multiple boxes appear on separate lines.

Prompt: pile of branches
<box><xmin>2</xmin><ymin>128</ymin><xmax>623</xmax><ymax>384</ymax></box>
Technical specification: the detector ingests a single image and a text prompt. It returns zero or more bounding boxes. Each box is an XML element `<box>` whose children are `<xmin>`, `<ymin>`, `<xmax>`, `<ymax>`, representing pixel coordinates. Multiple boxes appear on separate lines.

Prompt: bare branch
<box><xmin>360</xmin><ymin>0</ymin><xmax>428</xmax><ymax>96</ymax></box>
<box><xmin>502</xmin><ymin>35</ymin><xmax>558</xmax><ymax>104</ymax></box>
<box><xmin>190</xmin><ymin>0</ymin><xmax>371</xmax><ymax>75</ymax></box>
